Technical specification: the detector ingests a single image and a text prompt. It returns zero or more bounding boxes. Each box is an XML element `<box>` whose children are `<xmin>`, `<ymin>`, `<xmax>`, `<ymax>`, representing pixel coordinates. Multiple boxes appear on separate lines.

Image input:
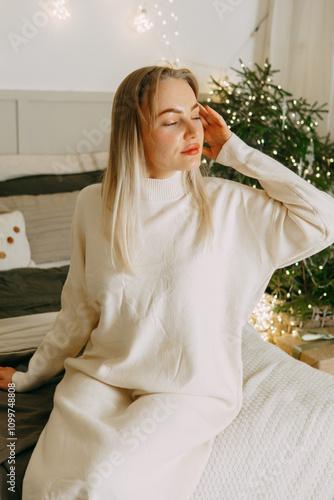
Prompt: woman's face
<box><xmin>141</xmin><ymin>78</ymin><xmax>204</xmax><ymax>179</ymax></box>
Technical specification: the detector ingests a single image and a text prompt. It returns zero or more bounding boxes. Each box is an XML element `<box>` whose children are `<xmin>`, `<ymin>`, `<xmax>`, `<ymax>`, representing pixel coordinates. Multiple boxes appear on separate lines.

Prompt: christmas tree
<box><xmin>200</xmin><ymin>60</ymin><xmax>334</xmax><ymax>323</ymax></box>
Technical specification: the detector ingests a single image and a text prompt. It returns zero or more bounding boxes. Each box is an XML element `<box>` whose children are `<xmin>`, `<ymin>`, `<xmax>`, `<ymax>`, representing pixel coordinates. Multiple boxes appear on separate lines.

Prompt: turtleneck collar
<box><xmin>141</xmin><ymin>170</ymin><xmax>186</xmax><ymax>201</ymax></box>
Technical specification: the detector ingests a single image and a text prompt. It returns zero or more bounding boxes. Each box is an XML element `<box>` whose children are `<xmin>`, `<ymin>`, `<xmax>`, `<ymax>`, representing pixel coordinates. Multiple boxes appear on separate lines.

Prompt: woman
<box><xmin>1</xmin><ymin>65</ymin><xmax>334</xmax><ymax>500</ymax></box>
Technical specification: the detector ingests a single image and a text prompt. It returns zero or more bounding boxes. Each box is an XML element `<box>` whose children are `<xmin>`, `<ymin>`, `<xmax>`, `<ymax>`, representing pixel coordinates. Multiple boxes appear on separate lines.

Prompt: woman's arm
<box><xmin>5</xmin><ymin>190</ymin><xmax>100</xmax><ymax>392</ymax></box>
<box><xmin>200</xmin><ymin>104</ymin><xmax>334</xmax><ymax>268</ymax></box>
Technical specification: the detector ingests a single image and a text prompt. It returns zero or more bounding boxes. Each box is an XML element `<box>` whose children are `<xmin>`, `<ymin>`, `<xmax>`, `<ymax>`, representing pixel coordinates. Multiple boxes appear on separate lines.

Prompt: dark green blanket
<box><xmin>0</xmin><ymin>266</ymin><xmax>69</xmax><ymax>319</ymax></box>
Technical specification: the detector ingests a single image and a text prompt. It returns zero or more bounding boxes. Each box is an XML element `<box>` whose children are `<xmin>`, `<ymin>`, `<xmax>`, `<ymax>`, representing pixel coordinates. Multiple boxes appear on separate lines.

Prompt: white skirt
<box><xmin>22</xmin><ymin>365</ymin><xmax>239</xmax><ymax>500</ymax></box>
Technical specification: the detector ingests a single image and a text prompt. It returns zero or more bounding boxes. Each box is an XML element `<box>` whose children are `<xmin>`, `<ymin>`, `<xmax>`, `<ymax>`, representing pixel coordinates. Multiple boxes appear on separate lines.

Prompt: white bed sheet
<box><xmin>0</xmin><ymin>311</ymin><xmax>58</xmax><ymax>354</ymax></box>
<box><xmin>33</xmin><ymin>259</ymin><xmax>70</xmax><ymax>269</ymax></box>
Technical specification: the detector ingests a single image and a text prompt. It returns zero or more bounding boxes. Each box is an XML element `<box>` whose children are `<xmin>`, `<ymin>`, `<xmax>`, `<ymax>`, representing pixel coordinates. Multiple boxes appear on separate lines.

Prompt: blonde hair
<box><xmin>101</xmin><ymin>65</ymin><xmax>214</xmax><ymax>275</ymax></box>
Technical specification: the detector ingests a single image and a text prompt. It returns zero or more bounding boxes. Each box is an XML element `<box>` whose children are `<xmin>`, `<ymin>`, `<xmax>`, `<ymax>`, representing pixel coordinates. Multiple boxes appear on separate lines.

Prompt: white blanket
<box><xmin>193</xmin><ymin>323</ymin><xmax>334</xmax><ymax>500</ymax></box>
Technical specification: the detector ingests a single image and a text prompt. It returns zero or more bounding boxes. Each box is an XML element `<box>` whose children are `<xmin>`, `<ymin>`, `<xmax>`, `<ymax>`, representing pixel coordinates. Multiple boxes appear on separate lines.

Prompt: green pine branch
<box><xmin>200</xmin><ymin>59</ymin><xmax>334</xmax><ymax>321</ymax></box>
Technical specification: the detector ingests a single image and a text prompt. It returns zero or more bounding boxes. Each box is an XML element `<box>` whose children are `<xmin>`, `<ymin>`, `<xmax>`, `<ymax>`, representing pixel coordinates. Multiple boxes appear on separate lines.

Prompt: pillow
<box><xmin>0</xmin><ymin>152</ymin><xmax>108</xmax><ymax>182</ymax></box>
<box><xmin>0</xmin><ymin>192</ymin><xmax>80</xmax><ymax>264</ymax></box>
<box><xmin>0</xmin><ymin>170</ymin><xmax>105</xmax><ymax>197</ymax></box>
<box><xmin>0</xmin><ymin>211</ymin><xmax>31</xmax><ymax>271</ymax></box>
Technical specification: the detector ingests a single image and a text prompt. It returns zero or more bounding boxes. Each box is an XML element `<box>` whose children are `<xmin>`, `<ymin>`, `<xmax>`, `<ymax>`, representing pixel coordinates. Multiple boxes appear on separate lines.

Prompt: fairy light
<box><xmin>249</xmin><ymin>293</ymin><xmax>281</xmax><ymax>341</ymax></box>
<box><xmin>133</xmin><ymin>5</ymin><xmax>153</xmax><ymax>33</ymax></box>
<box><xmin>52</xmin><ymin>0</ymin><xmax>70</xmax><ymax>19</ymax></box>
<box><xmin>151</xmin><ymin>1</ymin><xmax>179</xmax><ymax>64</ymax></box>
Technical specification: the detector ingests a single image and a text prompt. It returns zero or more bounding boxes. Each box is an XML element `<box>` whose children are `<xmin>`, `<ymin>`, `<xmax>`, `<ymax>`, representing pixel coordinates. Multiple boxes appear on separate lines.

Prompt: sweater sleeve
<box><xmin>216</xmin><ymin>133</ymin><xmax>334</xmax><ymax>269</ymax></box>
<box><xmin>12</xmin><ymin>190</ymin><xmax>101</xmax><ymax>392</ymax></box>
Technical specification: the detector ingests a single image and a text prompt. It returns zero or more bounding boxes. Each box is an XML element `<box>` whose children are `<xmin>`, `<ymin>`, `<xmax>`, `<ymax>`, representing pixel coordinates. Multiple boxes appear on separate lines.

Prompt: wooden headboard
<box><xmin>0</xmin><ymin>90</ymin><xmax>115</xmax><ymax>155</ymax></box>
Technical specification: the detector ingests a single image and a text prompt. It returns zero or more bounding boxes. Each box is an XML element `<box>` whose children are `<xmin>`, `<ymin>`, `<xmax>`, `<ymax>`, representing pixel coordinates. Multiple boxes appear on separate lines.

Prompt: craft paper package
<box><xmin>275</xmin><ymin>328</ymin><xmax>334</xmax><ymax>375</ymax></box>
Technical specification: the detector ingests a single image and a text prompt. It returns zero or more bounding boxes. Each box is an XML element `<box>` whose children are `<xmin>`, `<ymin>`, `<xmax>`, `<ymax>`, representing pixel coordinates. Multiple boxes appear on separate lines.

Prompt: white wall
<box><xmin>0</xmin><ymin>0</ymin><xmax>262</xmax><ymax>93</ymax></box>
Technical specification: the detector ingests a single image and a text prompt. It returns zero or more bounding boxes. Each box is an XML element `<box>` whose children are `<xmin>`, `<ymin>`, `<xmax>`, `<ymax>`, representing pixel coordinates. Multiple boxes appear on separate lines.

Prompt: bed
<box><xmin>0</xmin><ymin>153</ymin><xmax>334</xmax><ymax>500</ymax></box>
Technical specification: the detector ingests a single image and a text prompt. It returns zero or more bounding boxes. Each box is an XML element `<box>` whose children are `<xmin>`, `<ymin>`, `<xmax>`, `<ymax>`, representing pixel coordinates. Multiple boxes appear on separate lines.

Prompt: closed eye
<box><xmin>164</xmin><ymin>116</ymin><xmax>200</xmax><ymax>127</ymax></box>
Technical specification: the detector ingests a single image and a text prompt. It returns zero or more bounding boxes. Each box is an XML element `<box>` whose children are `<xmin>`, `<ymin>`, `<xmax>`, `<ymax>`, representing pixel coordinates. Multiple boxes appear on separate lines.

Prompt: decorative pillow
<box><xmin>0</xmin><ymin>192</ymin><xmax>80</xmax><ymax>264</ymax></box>
<box><xmin>0</xmin><ymin>170</ymin><xmax>105</xmax><ymax>197</ymax></box>
<box><xmin>0</xmin><ymin>211</ymin><xmax>31</xmax><ymax>271</ymax></box>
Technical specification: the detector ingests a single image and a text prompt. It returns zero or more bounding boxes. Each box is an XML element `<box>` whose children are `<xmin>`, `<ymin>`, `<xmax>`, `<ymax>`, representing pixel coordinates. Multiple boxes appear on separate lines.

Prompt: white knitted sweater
<box><xmin>13</xmin><ymin>134</ymin><xmax>334</xmax><ymax>395</ymax></box>
<box><xmin>14</xmin><ymin>134</ymin><xmax>334</xmax><ymax>500</ymax></box>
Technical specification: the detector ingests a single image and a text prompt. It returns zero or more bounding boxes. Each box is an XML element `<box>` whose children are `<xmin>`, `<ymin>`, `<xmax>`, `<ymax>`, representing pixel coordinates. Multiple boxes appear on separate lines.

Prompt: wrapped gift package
<box><xmin>275</xmin><ymin>327</ymin><xmax>334</xmax><ymax>375</ymax></box>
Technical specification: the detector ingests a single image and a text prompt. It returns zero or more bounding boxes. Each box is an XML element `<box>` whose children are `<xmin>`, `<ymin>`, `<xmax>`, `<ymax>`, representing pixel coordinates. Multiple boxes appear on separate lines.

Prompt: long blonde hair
<box><xmin>101</xmin><ymin>65</ymin><xmax>214</xmax><ymax>275</ymax></box>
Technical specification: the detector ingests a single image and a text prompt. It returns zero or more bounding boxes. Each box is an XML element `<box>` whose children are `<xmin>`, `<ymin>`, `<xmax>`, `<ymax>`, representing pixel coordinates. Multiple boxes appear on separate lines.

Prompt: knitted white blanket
<box><xmin>192</xmin><ymin>323</ymin><xmax>334</xmax><ymax>500</ymax></box>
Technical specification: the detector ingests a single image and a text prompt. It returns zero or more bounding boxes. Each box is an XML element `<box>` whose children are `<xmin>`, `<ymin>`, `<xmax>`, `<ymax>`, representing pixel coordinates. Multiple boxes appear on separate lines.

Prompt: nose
<box><xmin>184</xmin><ymin>118</ymin><xmax>198</xmax><ymax>140</ymax></box>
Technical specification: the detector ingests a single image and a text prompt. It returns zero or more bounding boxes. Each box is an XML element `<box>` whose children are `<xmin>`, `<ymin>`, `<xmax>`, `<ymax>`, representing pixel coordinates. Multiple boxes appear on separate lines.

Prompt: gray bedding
<box><xmin>0</xmin><ymin>350</ymin><xmax>63</xmax><ymax>499</ymax></box>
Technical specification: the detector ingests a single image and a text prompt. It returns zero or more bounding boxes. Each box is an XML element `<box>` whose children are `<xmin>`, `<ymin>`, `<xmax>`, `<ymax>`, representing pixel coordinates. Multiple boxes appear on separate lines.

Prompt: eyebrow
<box><xmin>157</xmin><ymin>103</ymin><xmax>199</xmax><ymax>117</ymax></box>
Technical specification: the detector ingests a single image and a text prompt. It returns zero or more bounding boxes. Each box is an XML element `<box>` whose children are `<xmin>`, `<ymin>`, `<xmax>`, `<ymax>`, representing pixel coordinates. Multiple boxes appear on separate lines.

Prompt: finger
<box><xmin>198</xmin><ymin>103</ymin><xmax>213</xmax><ymax>123</ymax></box>
<box><xmin>199</xmin><ymin>114</ymin><xmax>208</xmax><ymax>129</ymax></box>
<box><xmin>202</xmin><ymin>146</ymin><xmax>214</xmax><ymax>159</ymax></box>
<box><xmin>204</xmin><ymin>105</ymin><xmax>226</xmax><ymax>126</ymax></box>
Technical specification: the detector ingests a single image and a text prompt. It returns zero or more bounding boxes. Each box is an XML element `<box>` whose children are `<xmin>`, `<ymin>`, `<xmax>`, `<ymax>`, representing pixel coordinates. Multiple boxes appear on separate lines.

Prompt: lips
<box><xmin>181</xmin><ymin>143</ymin><xmax>201</xmax><ymax>155</ymax></box>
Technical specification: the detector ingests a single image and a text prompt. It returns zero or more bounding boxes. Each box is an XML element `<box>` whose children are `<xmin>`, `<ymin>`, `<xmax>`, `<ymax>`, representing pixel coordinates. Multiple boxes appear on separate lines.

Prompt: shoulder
<box><xmin>72</xmin><ymin>183</ymin><xmax>103</xmax><ymax>226</ymax></box>
<box><xmin>202</xmin><ymin>175</ymin><xmax>270</xmax><ymax>212</ymax></box>
<box><xmin>77</xmin><ymin>182</ymin><xmax>102</xmax><ymax>203</ymax></box>
<box><xmin>201</xmin><ymin>175</ymin><xmax>250</xmax><ymax>198</ymax></box>
<box><xmin>75</xmin><ymin>183</ymin><xmax>102</xmax><ymax>211</ymax></box>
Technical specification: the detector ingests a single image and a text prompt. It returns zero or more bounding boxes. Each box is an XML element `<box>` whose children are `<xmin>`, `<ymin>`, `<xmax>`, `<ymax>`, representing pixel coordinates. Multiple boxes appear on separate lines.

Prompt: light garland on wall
<box><xmin>133</xmin><ymin>5</ymin><xmax>153</xmax><ymax>33</ymax></box>
<box><xmin>133</xmin><ymin>0</ymin><xmax>180</xmax><ymax>66</ymax></box>
<box><xmin>52</xmin><ymin>0</ymin><xmax>70</xmax><ymax>20</ymax></box>
<box><xmin>153</xmin><ymin>1</ymin><xmax>179</xmax><ymax>48</ymax></box>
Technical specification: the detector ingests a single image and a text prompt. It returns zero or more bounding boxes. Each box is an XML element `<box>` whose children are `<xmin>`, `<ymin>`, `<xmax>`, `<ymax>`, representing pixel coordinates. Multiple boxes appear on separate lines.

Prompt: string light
<box><xmin>52</xmin><ymin>0</ymin><xmax>70</xmax><ymax>19</ymax></box>
<box><xmin>249</xmin><ymin>293</ymin><xmax>281</xmax><ymax>341</ymax></box>
<box><xmin>153</xmin><ymin>1</ymin><xmax>179</xmax><ymax>52</ymax></box>
<box><xmin>133</xmin><ymin>1</ymin><xmax>179</xmax><ymax>65</ymax></box>
<box><xmin>133</xmin><ymin>5</ymin><xmax>153</xmax><ymax>33</ymax></box>
<box><xmin>281</xmin><ymin>96</ymin><xmax>287</xmax><ymax>129</ymax></box>
<box><xmin>305</xmin><ymin>140</ymin><xmax>315</xmax><ymax>173</ymax></box>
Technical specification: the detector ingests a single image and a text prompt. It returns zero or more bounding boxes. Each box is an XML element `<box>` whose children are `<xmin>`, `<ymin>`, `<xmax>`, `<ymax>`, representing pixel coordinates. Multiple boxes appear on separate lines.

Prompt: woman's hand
<box><xmin>199</xmin><ymin>103</ymin><xmax>233</xmax><ymax>160</ymax></box>
<box><xmin>0</xmin><ymin>367</ymin><xmax>17</xmax><ymax>391</ymax></box>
